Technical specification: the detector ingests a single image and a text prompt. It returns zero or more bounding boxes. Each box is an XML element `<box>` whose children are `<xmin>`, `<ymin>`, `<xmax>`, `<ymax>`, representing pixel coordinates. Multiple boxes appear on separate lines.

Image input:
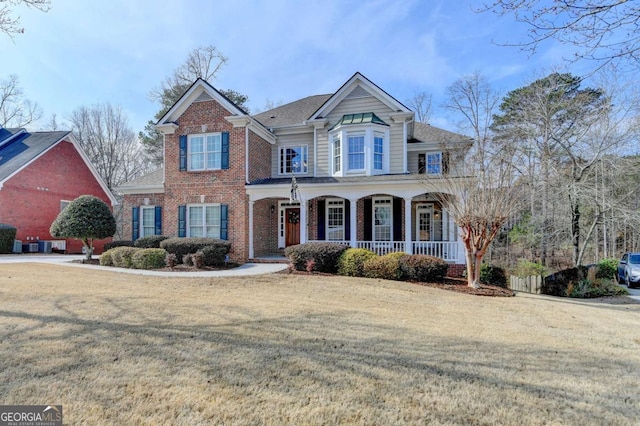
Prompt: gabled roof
<box><xmin>309</xmin><ymin>72</ymin><xmax>411</xmax><ymax>120</ymax></box>
<box><xmin>115</xmin><ymin>168</ymin><xmax>164</xmax><ymax>194</ymax></box>
<box><xmin>0</xmin><ymin>127</ymin><xmax>117</xmax><ymax>205</ymax></box>
<box><xmin>252</xmin><ymin>94</ymin><xmax>332</xmax><ymax>128</ymax></box>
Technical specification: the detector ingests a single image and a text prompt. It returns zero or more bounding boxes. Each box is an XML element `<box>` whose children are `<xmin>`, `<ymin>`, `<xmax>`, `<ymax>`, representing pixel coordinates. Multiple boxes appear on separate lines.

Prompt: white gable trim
<box><xmin>0</xmin><ymin>133</ymin><xmax>118</xmax><ymax>206</ymax></box>
<box><xmin>156</xmin><ymin>78</ymin><xmax>248</xmax><ymax>128</ymax></box>
<box><xmin>309</xmin><ymin>72</ymin><xmax>412</xmax><ymax>120</ymax></box>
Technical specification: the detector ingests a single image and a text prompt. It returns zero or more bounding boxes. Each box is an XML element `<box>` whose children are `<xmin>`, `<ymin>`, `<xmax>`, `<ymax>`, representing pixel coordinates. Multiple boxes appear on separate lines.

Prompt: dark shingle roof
<box><xmin>252</xmin><ymin>94</ymin><xmax>332</xmax><ymax>128</ymax></box>
<box><xmin>0</xmin><ymin>128</ymin><xmax>71</xmax><ymax>182</ymax></box>
<box><xmin>410</xmin><ymin>122</ymin><xmax>471</xmax><ymax>144</ymax></box>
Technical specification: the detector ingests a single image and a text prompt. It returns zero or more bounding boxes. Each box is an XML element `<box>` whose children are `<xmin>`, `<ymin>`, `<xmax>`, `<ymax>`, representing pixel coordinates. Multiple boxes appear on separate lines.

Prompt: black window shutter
<box><xmin>317</xmin><ymin>199</ymin><xmax>325</xmax><ymax>240</ymax></box>
<box><xmin>393</xmin><ymin>198</ymin><xmax>402</xmax><ymax>241</ymax></box>
<box><xmin>220</xmin><ymin>204</ymin><xmax>228</xmax><ymax>240</ymax></box>
<box><xmin>442</xmin><ymin>151</ymin><xmax>450</xmax><ymax>174</ymax></box>
<box><xmin>344</xmin><ymin>200</ymin><xmax>350</xmax><ymax>241</ymax></box>
<box><xmin>179</xmin><ymin>135</ymin><xmax>187</xmax><ymax>171</ymax></box>
<box><xmin>132</xmin><ymin>207</ymin><xmax>140</xmax><ymax>241</ymax></box>
<box><xmin>178</xmin><ymin>205</ymin><xmax>186</xmax><ymax>237</ymax></box>
<box><xmin>221</xmin><ymin>132</ymin><xmax>230</xmax><ymax>169</ymax></box>
<box><xmin>364</xmin><ymin>198</ymin><xmax>372</xmax><ymax>241</ymax></box>
<box><xmin>154</xmin><ymin>206</ymin><xmax>162</xmax><ymax>235</ymax></box>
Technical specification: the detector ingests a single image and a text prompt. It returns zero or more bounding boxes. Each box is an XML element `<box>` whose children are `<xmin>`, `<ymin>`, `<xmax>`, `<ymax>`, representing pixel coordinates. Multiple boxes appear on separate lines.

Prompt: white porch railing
<box><xmin>412</xmin><ymin>241</ymin><xmax>459</xmax><ymax>262</ymax></box>
<box><xmin>356</xmin><ymin>241</ymin><xmax>405</xmax><ymax>255</ymax></box>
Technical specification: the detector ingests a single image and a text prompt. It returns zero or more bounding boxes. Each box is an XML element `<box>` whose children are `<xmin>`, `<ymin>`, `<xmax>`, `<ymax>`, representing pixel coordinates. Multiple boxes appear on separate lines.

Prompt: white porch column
<box><xmin>300</xmin><ymin>199</ymin><xmax>307</xmax><ymax>244</ymax></box>
<box><xmin>404</xmin><ymin>197</ymin><xmax>412</xmax><ymax>254</ymax></box>
<box><xmin>349</xmin><ymin>198</ymin><xmax>358</xmax><ymax>248</ymax></box>
<box><xmin>248</xmin><ymin>200</ymin><xmax>255</xmax><ymax>259</ymax></box>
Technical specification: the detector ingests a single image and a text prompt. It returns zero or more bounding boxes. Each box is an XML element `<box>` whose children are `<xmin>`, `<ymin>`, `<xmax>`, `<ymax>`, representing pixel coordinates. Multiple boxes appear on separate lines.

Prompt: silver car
<box><xmin>617</xmin><ymin>253</ymin><xmax>640</xmax><ymax>288</ymax></box>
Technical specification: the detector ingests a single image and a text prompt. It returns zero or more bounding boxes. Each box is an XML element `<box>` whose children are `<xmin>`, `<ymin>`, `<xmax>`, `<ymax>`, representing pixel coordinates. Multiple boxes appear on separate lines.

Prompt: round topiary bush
<box><xmin>132</xmin><ymin>248</ymin><xmax>167</xmax><ymax>269</ymax></box>
<box><xmin>364</xmin><ymin>252</ymin><xmax>406</xmax><ymax>281</ymax></box>
<box><xmin>100</xmin><ymin>248</ymin><xmax>116</xmax><ymax>266</ymax></box>
<box><xmin>338</xmin><ymin>248</ymin><xmax>378</xmax><ymax>277</ymax></box>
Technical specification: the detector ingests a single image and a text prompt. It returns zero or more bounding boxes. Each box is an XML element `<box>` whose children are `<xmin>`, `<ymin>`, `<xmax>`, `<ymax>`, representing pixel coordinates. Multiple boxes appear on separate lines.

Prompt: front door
<box><xmin>285</xmin><ymin>208</ymin><xmax>300</xmax><ymax>246</ymax></box>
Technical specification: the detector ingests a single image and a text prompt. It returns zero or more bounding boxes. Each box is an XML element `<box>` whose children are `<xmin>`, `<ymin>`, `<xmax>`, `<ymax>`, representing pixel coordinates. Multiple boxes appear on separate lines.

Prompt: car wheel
<box><xmin>628</xmin><ymin>275</ymin><xmax>635</xmax><ymax>289</ymax></box>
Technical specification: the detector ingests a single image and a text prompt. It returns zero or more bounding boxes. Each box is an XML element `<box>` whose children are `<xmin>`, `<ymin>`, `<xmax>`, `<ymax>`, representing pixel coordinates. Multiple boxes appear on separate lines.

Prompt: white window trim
<box><xmin>329</xmin><ymin>124</ymin><xmax>389</xmax><ymax>176</ymax></box>
<box><xmin>140</xmin><ymin>205</ymin><xmax>156</xmax><ymax>238</ymax></box>
<box><xmin>346</xmin><ymin>133</ymin><xmax>366</xmax><ymax>172</ymax></box>
<box><xmin>426</xmin><ymin>151</ymin><xmax>443</xmax><ymax>175</ymax></box>
<box><xmin>187</xmin><ymin>132</ymin><xmax>222</xmax><ymax>171</ymax></box>
<box><xmin>326</xmin><ymin>198</ymin><xmax>345</xmax><ymax>241</ymax></box>
<box><xmin>278</xmin><ymin>144</ymin><xmax>309</xmax><ymax>176</ymax></box>
<box><xmin>186</xmin><ymin>203</ymin><xmax>222</xmax><ymax>238</ymax></box>
<box><xmin>373</xmin><ymin>197</ymin><xmax>393</xmax><ymax>242</ymax></box>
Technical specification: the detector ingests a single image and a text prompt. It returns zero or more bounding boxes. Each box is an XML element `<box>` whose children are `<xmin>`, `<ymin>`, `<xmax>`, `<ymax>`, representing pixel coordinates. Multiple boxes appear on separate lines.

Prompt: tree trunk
<box><xmin>571</xmin><ymin>198</ymin><xmax>580</xmax><ymax>266</ymax></box>
<box><xmin>83</xmin><ymin>238</ymin><xmax>93</xmax><ymax>261</ymax></box>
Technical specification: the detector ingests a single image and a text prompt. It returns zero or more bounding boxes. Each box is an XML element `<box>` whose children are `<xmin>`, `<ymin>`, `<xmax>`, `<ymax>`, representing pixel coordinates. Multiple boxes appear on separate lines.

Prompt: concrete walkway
<box><xmin>0</xmin><ymin>254</ymin><xmax>289</xmax><ymax>277</ymax></box>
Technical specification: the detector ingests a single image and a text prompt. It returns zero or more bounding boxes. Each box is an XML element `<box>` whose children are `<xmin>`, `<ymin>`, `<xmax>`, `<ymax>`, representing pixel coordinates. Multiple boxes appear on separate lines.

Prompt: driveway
<box><xmin>0</xmin><ymin>253</ymin><xmax>288</xmax><ymax>277</ymax></box>
<box><xmin>621</xmin><ymin>284</ymin><xmax>640</xmax><ymax>302</ymax></box>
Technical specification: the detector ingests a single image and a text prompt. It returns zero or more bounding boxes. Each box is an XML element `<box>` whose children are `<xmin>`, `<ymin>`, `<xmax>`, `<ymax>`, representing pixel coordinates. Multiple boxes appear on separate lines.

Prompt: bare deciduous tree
<box><xmin>0</xmin><ymin>0</ymin><xmax>50</xmax><ymax>37</ymax></box>
<box><xmin>480</xmin><ymin>1</ymin><xmax>640</xmax><ymax>70</ymax></box>
<box><xmin>0</xmin><ymin>74</ymin><xmax>42</xmax><ymax>128</ymax></box>
<box><xmin>68</xmin><ymin>103</ymin><xmax>148</xmax><ymax>190</ymax></box>
<box><xmin>406</xmin><ymin>91</ymin><xmax>432</xmax><ymax>123</ymax></box>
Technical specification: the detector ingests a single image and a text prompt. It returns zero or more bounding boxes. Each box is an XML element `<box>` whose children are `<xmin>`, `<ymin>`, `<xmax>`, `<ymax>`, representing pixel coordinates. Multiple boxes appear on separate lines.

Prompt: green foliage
<box><xmin>337</xmin><ymin>248</ymin><xmax>378</xmax><ymax>277</ymax></box>
<box><xmin>480</xmin><ymin>264</ymin><xmax>507</xmax><ymax>288</ymax></box>
<box><xmin>0</xmin><ymin>223</ymin><xmax>17</xmax><ymax>254</ymax></box>
<box><xmin>160</xmin><ymin>237</ymin><xmax>231</xmax><ymax>264</ymax></box>
<box><xmin>364</xmin><ymin>252</ymin><xmax>406</xmax><ymax>281</ymax></box>
<box><xmin>542</xmin><ymin>266</ymin><xmax>589</xmax><ymax>297</ymax></box>
<box><xmin>110</xmin><ymin>246</ymin><xmax>141</xmax><ymax>268</ymax></box>
<box><xmin>196</xmin><ymin>244</ymin><xmax>230</xmax><ymax>267</ymax></box>
<box><xmin>49</xmin><ymin>195</ymin><xmax>116</xmax><ymax>257</ymax></box>
<box><xmin>284</xmin><ymin>242</ymin><xmax>349</xmax><ymax>273</ymax></box>
<box><xmin>513</xmin><ymin>259</ymin><xmax>547</xmax><ymax>277</ymax></box>
<box><xmin>104</xmin><ymin>240</ymin><xmax>134</xmax><ymax>251</ymax></box>
<box><xmin>99</xmin><ymin>249</ymin><xmax>115</xmax><ymax>266</ymax></box>
<box><xmin>568</xmin><ymin>278</ymin><xmax>628</xmax><ymax>298</ymax></box>
<box><xmin>134</xmin><ymin>235</ymin><xmax>169</xmax><ymax>249</ymax></box>
<box><xmin>400</xmin><ymin>255</ymin><xmax>448</xmax><ymax>282</ymax></box>
<box><xmin>595</xmin><ymin>258</ymin><xmax>618</xmax><ymax>279</ymax></box>
<box><xmin>132</xmin><ymin>248</ymin><xmax>167</xmax><ymax>270</ymax></box>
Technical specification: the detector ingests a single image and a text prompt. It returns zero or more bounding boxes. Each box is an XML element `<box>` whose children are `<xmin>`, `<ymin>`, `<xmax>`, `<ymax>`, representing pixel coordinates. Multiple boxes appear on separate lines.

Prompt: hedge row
<box><xmin>160</xmin><ymin>237</ymin><xmax>231</xmax><ymax>265</ymax></box>
<box><xmin>285</xmin><ymin>244</ymin><xmax>449</xmax><ymax>282</ymax></box>
<box><xmin>100</xmin><ymin>247</ymin><xmax>166</xmax><ymax>269</ymax></box>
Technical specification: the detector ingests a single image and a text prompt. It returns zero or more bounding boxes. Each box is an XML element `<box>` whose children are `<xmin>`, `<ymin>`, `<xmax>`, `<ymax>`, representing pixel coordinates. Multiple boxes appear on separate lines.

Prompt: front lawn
<box><xmin>0</xmin><ymin>264</ymin><xmax>638</xmax><ymax>424</ymax></box>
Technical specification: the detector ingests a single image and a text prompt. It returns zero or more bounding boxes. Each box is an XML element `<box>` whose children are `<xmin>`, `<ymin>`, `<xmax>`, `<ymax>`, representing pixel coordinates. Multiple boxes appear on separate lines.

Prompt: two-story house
<box><xmin>118</xmin><ymin>73</ymin><xmax>471</xmax><ymax>272</ymax></box>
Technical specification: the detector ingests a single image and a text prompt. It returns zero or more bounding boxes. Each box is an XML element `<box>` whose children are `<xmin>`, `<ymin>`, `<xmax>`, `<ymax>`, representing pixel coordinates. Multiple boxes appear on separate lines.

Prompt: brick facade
<box><xmin>0</xmin><ymin>140</ymin><xmax>113</xmax><ymax>254</ymax></box>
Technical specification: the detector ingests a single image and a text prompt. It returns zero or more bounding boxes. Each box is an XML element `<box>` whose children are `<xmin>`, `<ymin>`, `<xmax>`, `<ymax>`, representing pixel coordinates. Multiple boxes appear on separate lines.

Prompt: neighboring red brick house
<box><xmin>0</xmin><ymin>127</ymin><xmax>116</xmax><ymax>254</ymax></box>
<box><xmin>117</xmin><ymin>73</ymin><xmax>471</xmax><ymax>272</ymax></box>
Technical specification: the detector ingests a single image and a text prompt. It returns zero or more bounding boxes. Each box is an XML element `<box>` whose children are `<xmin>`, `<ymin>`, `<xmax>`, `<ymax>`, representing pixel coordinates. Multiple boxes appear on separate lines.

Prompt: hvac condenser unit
<box><xmin>22</xmin><ymin>243</ymin><xmax>39</xmax><ymax>253</ymax></box>
<box><xmin>13</xmin><ymin>240</ymin><xmax>22</xmax><ymax>253</ymax></box>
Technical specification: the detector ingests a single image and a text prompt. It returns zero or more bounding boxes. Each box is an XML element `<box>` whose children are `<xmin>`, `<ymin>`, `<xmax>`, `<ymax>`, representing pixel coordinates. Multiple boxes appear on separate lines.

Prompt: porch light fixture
<box><xmin>270</xmin><ymin>204</ymin><xmax>275</xmax><ymax>213</ymax></box>
<box><xmin>290</xmin><ymin>176</ymin><xmax>299</xmax><ymax>203</ymax></box>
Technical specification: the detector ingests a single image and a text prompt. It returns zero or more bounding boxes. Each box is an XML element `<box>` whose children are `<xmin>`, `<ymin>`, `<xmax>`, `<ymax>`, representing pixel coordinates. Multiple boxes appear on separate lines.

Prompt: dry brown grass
<box><xmin>1</xmin><ymin>263</ymin><xmax>639</xmax><ymax>425</ymax></box>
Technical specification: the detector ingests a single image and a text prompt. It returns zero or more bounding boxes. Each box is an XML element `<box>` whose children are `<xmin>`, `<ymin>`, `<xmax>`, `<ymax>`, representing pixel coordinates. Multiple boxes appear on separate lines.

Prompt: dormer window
<box><xmin>329</xmin><ymin>113</ymin><xmax>389</xmax><ymax>176</ymax></box>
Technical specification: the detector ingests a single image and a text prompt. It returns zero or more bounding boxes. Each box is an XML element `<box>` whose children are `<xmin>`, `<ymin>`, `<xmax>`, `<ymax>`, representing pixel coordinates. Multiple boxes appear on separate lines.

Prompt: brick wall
<box><xmin>248</xmin><ymin>130</ymin><xmax>272</xmax><ymax>183</ymax></box>
<box><xmin>0</xmin><ymin>140</ymin><xmax>113</xmax><ymax>254</ymax></box>
<box><xmin>121</xmin><ymin>193</ymin><xmax>165</xmax><ymax>241</ymax></box>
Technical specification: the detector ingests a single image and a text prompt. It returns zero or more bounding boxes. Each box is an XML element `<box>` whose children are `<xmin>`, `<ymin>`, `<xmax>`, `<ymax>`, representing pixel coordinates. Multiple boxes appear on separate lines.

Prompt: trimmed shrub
<box><xmin>364</xmin><ymin>252</ymin><xmax>406</xmax><ymax>281</ymax></box>
<box><xmin>110</xmin><ymin>246</ymin><xmax>141</xmax><ymax>268</ymax></box>
<box><xmin>104</xmin><ymin>240</ymin><xmax>134</xmax><ymax>251</ymax></box>
<box><xmin>284</xmin><ymin>242</ymin><xmax>348</xmax><ymax>273</ymax></box>
<box><xmin>160</xmin><ymin>238</ymin><xmax>231</xmax><ymax>264</ymax></box>
<box><xmin>568</xmin><ymin>278</ymin><xmax>627</xmax><ymax>298</ymax></box>
<box><xmin>480</xmin><ymin>264</ymin><xmax>508</xmax><ymax>288</ymax></box>
<box><xmin>132</xmin><ymin>248</ymin><xmax>167</xmax><ymax>269</ymax></box>
<box><xmin>183</xmin><ymin>254</ymin><xmax>193</xmax><ymax>266</ymax></box>
<box><xmin>134</xmin><ymin>235</ymin><xmax>169</xmax><ymax>249</ymax></box>
<box><xmin>192</xmin><ymin>251</ymin><xmax>204</xmax><ymax>269</ymax></box>
<box><xmin>100</xmin><ymin>249</ymin><xmax>115</xmax><ymax>266</ymax></box>
<box><xmin>0</xmin><ymin>223</ymin><xmax>17</xmax><ymax>254</ymax></box>
<box><xmin>165</xmin><ymin>253</ymin><xmax>177</xmax><ymax>269</ymax></box>
<box><xmin>595</xmin><ymin>258</ymin><xmax>618</xmax><ymax>279</ymax></box>
<box><xmin>400</xmin><ymin>254</ymin><xmax>448</xmax><ymax>282</ymax></box>
<box><xmin>338</xmin><ymin>248</ymin><xmax>378</xmax><ymax>277</ymax></box>
<box><xmin>542</xmin><ymin>266</ymin><xmax>589</xmax><ymax>297</ymax></box>
<box><xmin>197</xmin><ymin>245</ymin><xmax>230</xmax><ymax>267</ymax></box>
<box><xmin>513</xmin><ymin>259</ymin><xmax>546</xmax><ymax>278</ymax></box>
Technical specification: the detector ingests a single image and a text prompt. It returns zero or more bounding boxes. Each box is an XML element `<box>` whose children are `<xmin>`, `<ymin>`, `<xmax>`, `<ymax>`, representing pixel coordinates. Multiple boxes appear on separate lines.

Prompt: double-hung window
<box><xmin>373</xmin><ymin>198</ymin><xmax>392</xmax><ymax>241</ymax></box>
<box><xmin>188</xmin><ymin>205</ymin><xmax>221</xmax><ymax>238</ymax></box>
<box><xmin>279</xmin><ymin>145</ymin><xmax>308</xmax><ymax>175</ymax></box>
<box><xmin>348</xmin><ymin>134</ymin><xmax>365</xmax><ymax>170</ymax></box>
<box><xmin>326</xmin><ymin>199</ymin><xmax>345</xmax><ymax>241</ymax></box>
<box><xmin>333</xmin><ymin>135</ymin><xmax>341</xmax><ymax>173</ymax></box>
<box><xmin>189</xmin><ymin>133</ymin><xmax>222</xmax><ymax>170</ymax></box>
<box><xmin>427</xmin><ymin>152</ymin><xmax>442</xmax><ymax>175</ymax></box>
<box><xmin>373</xmin><ymin>133</ymin><xmax>384</xmax><ymax>171</ymax></box>
<box><xmin>140</xmin><ymin>206</ymin><xmax>156</xmax><ymax>237</ymax></box>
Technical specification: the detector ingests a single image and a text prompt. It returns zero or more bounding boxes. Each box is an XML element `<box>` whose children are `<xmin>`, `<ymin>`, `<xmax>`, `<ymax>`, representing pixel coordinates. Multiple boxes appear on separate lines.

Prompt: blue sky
<box><xmin>1</xmin><ymin>0</ymin><xmax>589</xmax><ymax>133</ymax></box>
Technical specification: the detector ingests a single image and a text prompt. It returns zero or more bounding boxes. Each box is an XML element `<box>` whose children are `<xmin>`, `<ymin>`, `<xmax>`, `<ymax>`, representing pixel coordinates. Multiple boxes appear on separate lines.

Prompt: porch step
<box><xmin>249</xmin><ymin>256</ymin><xmax>289</xmax><ymax>264</ymax></box>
